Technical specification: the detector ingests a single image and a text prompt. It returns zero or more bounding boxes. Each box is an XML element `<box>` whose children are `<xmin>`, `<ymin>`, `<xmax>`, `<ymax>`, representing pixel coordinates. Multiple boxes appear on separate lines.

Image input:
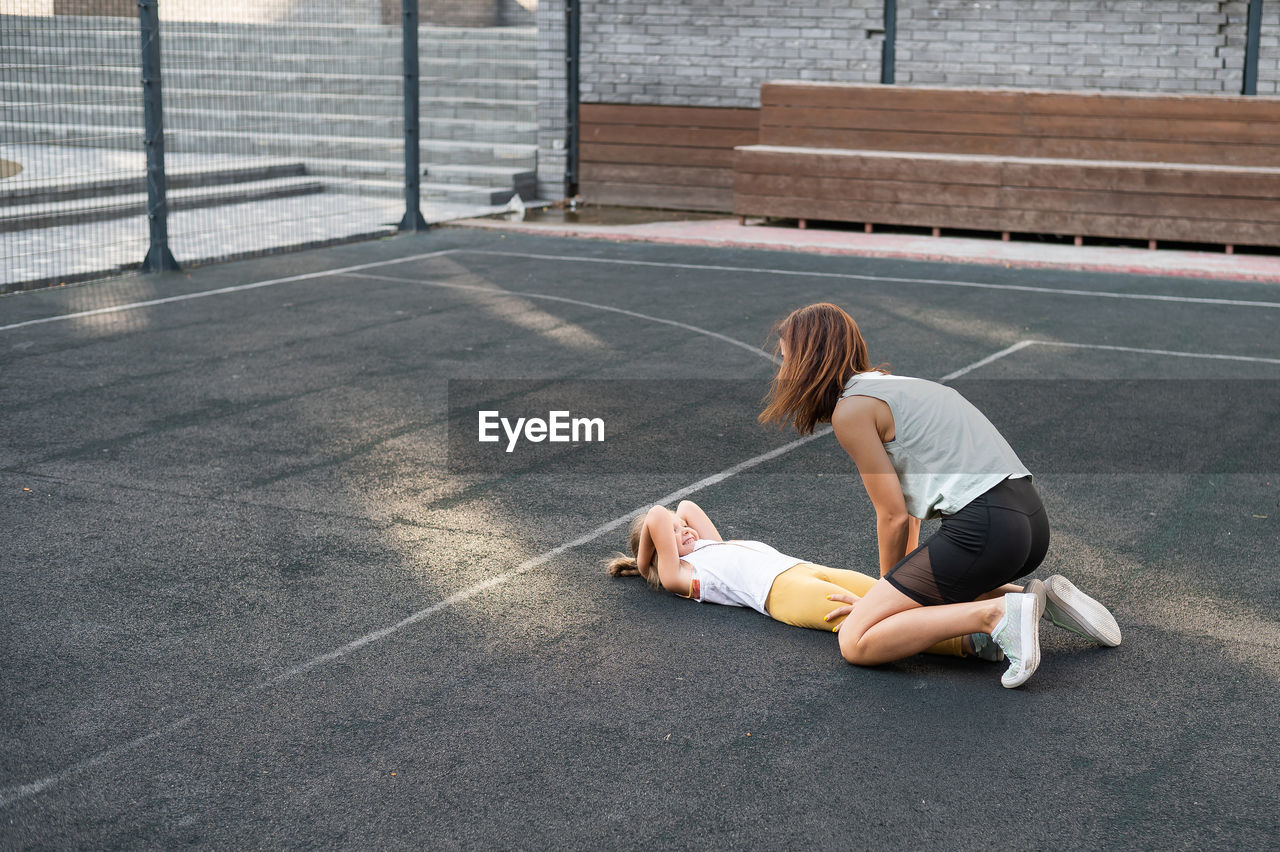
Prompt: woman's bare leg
<box><xmin>837</xmin><ymin>578</ymin><xmax>1006</xmax><ymax>665</ymax></box>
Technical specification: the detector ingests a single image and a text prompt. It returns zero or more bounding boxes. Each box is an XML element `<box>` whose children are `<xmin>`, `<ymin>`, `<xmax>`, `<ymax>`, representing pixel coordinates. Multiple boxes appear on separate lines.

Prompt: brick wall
<box><xmin>895</xmin><ymin>1</ymin><xmax>1257</xmax><ymax>94</ymax></box>
<box><xmin>580</xmin><ymin>1</ymin><xmax>881</xmax><ymax>107</ymax></box>
<box><xmin>1263</xmin><ymin>5</ymin><xmax>1280</xmax><ymax>95</ymax></box>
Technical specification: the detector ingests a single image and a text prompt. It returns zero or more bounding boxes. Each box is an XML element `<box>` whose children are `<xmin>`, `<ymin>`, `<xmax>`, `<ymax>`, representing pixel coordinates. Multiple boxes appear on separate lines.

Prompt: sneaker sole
<box><xmin>1001</xmin><ymin>593</ymin><xmax>1041</xmax><ymax>689</ymax></box>
<box><xmin>1024</xmin><ymin>578</ymin><xmax>1048</xmax><ymax>619</ymax></box>
<box><xmin>1045</xmin><ymin>575</ymin><xmax>1122</xmax><ymax>647</ymax></box>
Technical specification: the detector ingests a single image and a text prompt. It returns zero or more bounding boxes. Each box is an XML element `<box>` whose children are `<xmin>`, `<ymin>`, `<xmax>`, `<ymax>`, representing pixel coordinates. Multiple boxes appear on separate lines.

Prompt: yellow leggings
<box><xmin>764</xmin><ymin>563</ymin><xmax>965</xmax><ymax>658</ymax></box>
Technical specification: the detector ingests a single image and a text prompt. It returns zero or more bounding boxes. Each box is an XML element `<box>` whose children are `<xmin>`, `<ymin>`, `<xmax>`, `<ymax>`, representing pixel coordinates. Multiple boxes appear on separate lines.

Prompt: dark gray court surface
<box><xmin>3</xmin><ymin>229</ymin><xmax>1278</xmax><ymax>849</ymax></box>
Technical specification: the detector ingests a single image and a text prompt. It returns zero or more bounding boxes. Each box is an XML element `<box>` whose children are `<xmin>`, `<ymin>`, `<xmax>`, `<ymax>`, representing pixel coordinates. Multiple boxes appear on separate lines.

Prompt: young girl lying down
<box><xmin>606</xmin><ymin>499</ymin><xmax>1000</xmax><ymax>660</ymax></box>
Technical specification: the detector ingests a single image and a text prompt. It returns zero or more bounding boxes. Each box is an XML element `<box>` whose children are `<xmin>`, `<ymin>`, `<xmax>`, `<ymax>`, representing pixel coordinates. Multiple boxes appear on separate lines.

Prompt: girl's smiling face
<box><xmin>671</xmin><ymin>511</ymin><xmax>698</xmax><ymax>556</ymax></box>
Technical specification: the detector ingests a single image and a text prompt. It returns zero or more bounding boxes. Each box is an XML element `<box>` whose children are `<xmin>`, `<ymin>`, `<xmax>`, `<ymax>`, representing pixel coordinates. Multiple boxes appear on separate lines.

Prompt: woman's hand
<box><xmin>824</xmin><ymin>592</ymin><xmax>860</xmax><ymax>630</ymax></box>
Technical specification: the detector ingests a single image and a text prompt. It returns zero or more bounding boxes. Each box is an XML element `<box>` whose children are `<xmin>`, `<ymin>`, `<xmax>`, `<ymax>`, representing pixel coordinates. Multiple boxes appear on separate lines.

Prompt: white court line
<box><xmin>258</xmin><ymin>426</ymin><xmax>832</xmax><ymax>689</ymax></box>
<box><xmin>0</xmin><ymin>714</ymin><xmax>197</xmax><ymax>808</ymax></box>
<box><xmin>341</xmin><ymin>271</ymin><xmax>780</xmax><ymax>365</ymax></box>
<box><xmin>1029</xmin><ymin>340</ymin><xmax>1280</xmax><ymax>366</ymax></box>
<box><xmin>939</xmin><ymin>340</ymin><xmax>1039</xmax><ymax>381</ymax></box>
<box><xmin>0</xmin><ymin>249</ymin><xmax>460</xmax><ymax>334</ymax></box>
<box><xmin>940</xmin><ymin>339</ymin><xmax>1280</xmax><ymax>382</ymax></box>
<box><xmin>5</xmin><ymin>241</ymin><xmax>1280</xmax><ymax>337</ymax></box>
<box><xmin>458</xmin><ymin>249</ymin><xmax>1280</xmax><ymax>310</ymax></box>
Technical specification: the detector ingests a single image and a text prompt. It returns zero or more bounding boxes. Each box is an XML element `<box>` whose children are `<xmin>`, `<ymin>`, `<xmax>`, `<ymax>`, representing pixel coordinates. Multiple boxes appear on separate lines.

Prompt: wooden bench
<box><xmin>733</xmin><ymin>82</ymin><xmax>1280</xmax><ymax>249</ymax></box>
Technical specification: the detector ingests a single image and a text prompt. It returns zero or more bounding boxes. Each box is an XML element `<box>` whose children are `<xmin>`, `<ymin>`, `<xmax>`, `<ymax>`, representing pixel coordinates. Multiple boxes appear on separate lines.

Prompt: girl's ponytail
<box><xmin>604</xmin><ymin>514</ymin><xmax>661</xmax><ymax>590</ymax></box>
<box><xmin>606</xmin><ymin>555</ymin><xmax>640</xmax><ymax>576</ymax></box>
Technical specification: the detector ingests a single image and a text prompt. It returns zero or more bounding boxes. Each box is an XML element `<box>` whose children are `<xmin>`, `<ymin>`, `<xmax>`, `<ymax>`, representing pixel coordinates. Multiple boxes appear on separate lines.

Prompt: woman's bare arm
<box><xmin>832</xmin><ymin>396</ymin><xmax>912</xmax><ymax>577</ymax></box>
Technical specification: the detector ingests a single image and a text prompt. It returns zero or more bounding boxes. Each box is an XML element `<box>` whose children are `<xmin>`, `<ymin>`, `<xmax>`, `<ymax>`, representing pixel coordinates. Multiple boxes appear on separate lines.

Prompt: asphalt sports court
<box><xmin>2</xmin><ymin>228</ymin><xmax>1278</xmax><ymax>848</ymax></box>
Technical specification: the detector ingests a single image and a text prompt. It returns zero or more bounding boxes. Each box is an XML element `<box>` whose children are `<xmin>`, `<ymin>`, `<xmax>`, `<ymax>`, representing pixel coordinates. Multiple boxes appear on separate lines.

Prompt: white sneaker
<box><xmin>991</xmin><ymin>591</ymin><xmax>1043</xmax><ymax>688</ymax></box>
<box><xmin>1044</xmin><ymin>575</ymin><xmax>1122</xmax><ymax>647</ymax></box>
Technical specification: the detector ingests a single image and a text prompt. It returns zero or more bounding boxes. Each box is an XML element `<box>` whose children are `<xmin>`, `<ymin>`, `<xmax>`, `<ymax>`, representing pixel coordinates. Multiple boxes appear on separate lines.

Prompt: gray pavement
<box><xmin>2</xmin><ymin>229</ymin><xmax>1278</xmax><ymax>848</ymax></box>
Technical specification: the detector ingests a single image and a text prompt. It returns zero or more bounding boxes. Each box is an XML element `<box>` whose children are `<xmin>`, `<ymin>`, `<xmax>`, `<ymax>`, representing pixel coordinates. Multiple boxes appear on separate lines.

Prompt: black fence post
<box><xmin>881</xmin><ymin>0</ymin><xmax>897</xmax><ymax>85</ymax></box>
<box><xmin>138</xmin><ymin>0</ymin><xmax>179</xmax><ymax>273</ymax></box>
<box><xmin>565</xmin><ymin>0</ymin><xmax>580</xmax><ymax>197</ymax></box>
<box><xmin>400</xmin><ymin>0</ymin><xmax>428</xmax><ymax>231</ymax></box>
<box><xmin>1243</xmin><ymin>0</ymin><xmax>1263</xmax><ymax>95</ymax></box>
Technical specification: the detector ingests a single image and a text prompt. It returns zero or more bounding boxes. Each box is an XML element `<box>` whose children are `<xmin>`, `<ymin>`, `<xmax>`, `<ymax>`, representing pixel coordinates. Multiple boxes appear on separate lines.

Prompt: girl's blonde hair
<box><xmin>605</xmin><ymin>514</ymin><xmax>661</xmax><ymax>590</ymax></box>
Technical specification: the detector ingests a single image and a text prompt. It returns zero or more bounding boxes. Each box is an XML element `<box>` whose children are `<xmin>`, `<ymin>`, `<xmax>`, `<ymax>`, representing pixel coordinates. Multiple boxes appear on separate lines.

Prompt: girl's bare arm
<box><xmin>644</xmin><ymin>506</ymin><xmax>689</xmax><ymax>594</ymax></box>
<box><xmin>676</xmin><ymin>500</ymin><xmax>722</xmax><ymax>542</ymax></box>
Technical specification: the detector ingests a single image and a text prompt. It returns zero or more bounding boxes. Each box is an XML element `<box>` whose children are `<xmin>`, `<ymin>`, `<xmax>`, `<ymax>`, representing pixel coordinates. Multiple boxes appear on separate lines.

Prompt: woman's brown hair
<box><xmin>604</xmin><ymin>514</ymin><xmax>661</xmax><ymax>590</ymax></box>
<box><xmin>758</xmin><ymin>302</ymin><xmax>888</xmax><ymax>435</ymax></box>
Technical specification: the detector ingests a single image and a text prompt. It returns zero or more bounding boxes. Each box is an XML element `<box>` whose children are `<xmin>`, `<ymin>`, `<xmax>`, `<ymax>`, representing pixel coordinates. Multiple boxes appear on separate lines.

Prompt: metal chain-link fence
<box><xmin>1</xmin><ymin>0</ymin><xmax>538</xmax><ymax>292</ymax></box>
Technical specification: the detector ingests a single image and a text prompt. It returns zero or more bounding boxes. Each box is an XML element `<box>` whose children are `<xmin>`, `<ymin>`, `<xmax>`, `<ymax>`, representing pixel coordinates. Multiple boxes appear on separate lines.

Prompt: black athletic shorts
<box><xmin>885</xmin><ymin>476</ymin><xmax>1049</xmax><ymax>607</ymax></box>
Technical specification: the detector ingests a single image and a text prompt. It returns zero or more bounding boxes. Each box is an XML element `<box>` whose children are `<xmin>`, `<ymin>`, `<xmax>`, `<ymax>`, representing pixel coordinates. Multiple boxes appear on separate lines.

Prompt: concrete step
<box><xmin>0</xmin><ymin>83</ymin><xmax>536</xmax><ymax>122</ymax></box>
<box><xmin>3</xmin><ymin>19</ymin><xmax>535</xmax><ymax>49</ymax></box>
<box><xmin>323</xmin><ymin>177</ymin><xmax>523</xmax><ymax>205</ymax></box>
<box><xmin>11</xmin><ymin>66</ymin><xmax>538</xmax><ymax>99</ymax></box>
<box><xmin>304</xmin><ymin>157</ymin><xmax>535</xmax><ymax>189</ymax></box>
<box><xmin>3</xmin><ymin>31</ymin><xmax>536</xmax><ymax>59</ymax></box>
<box><xmin>2</xmin><ymin>102</ymin><xmax>536</xmax><ymax>142</ymax></box>
<box><xmin>4</xmin><ymin>45</ymin><xmax>538</xmax><ymax>78</ymax></box>
<box><xmin>0</xmin><ymin>175</ymin><xmax>325</xmax><ymax>232</ymax></box>
<box><xmin>0</xmin><ymin>158</ymin><xmax>307</xmax><ymax>205</ymax></box>
<box><xmin>1</xmin><ymin>120</ymin><xmax>539</xmax><ymax>167</ymax></box>
<box><xmin>425</xmin><ymin>164</ymin><xmax>538</xmax><ymax>196</ymax></box>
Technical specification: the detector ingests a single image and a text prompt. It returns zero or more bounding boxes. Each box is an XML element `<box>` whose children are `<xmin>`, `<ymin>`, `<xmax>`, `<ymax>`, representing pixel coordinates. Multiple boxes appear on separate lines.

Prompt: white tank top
<box><xmin>681</xmin><ymin>539</ymin><xmax>802</xmax><ymax>614</ymax></box>
<box><xmin>841</xmin><ymin>372</ymin><xmax>1031</xmax><ymax>519</ymax></box>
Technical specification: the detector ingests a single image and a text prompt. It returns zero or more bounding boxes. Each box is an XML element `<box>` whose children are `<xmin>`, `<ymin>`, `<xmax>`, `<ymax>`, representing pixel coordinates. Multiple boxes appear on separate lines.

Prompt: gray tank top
<box><xmin>841</xmin><ymin>372</ymin><xmax>1031</xmax><ymax>519</ymax></box>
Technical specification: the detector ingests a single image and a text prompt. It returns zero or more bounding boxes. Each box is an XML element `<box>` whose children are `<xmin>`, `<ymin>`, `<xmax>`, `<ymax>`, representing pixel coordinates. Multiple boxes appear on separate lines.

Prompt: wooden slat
<box><xmin>752</xmin><ymin>126</ymin><xmax>1280</xmax><ymax>166</ymax></box>
<box><xmin>580</xmin><ymin>142</ymin><xmax>736</xmax><ymax>168</ymax></box>
<box><xmin>734</xmin><ymin>149</ymin><xmax>1006</xmax><ymax>184</ymax></box>
<box><xmin>760</xmin><ymin>105</ymin><xmax>1280</xmax><ymax>149</ymax></box>
<box><xmin>1011</xmin><ymin>186</ymin><xmax>1280</xmax><ymax>222</ymax></box>
<box><xmin>736</xmin><ymin>172</ymin><xmax>1280</xmax><ymax>224</ymax></box>
<box><xmin>732</xmin><ymin>194</ymin><xmax>1280</xmax><ymax>245</ymax></box>
<box><xmin>760</xmin><ymin>106</ymin><xmax>1026</xmax><ymax>136</ymax></box>
<box><xmin>736</xmin><ymin>147</ymin><xmax>1280</xmax><ymax>198</ymax></box>
<box><xmin>762</xmin><ymin>82</ymin><xmax>1280</xmax><ymax>122</ymax></box>
<box><xmin>1023</xmin><ymin>114</ymin><xmax>1280</xmax><ymax>146</ymax></box>
<box><xmin>1022</xmin><ymin>137</ymin><xmax>1280</xmax><ymax>167</ymax></box>
<box><xmin>580</xmin><ymin>162</ymin><xmax>731</xmax><ymax>189</ymax></box>
<box><xmin>585</xmin><ymin>182</ymin><xmax>732</xmax><ymax>211</ymax></box>
<box><xmin>761</xmin><ymin>82</ymin><xmax>1028</xmax><ymax>114</ymax></box>
<box><xmin>582</xmin><ymin>124</ymin><xmax>755</xmax><ymax>148</ymax></box>
<box><xmin>754</xmin><ymin>127</ymin><xmax>1030</xmax><ymax>154</ymax></box>
<box><xmin>1002</xmin><ymin>161</ymin><xmax>1280</xmax><ymax>198</ymax></box>
<box><xmin>1019</xmin><ymin>90</ymin><xmax>1280</xmax><ymax>121</ymax></box>
<box><xmin>581</xmin><ymin>103</ymin><xmax>759</xmax><ymax>130</ymax></box>
<box><xmin>735</xmin><ymin>173</ymin><xmax>1006</xmax><ymax>207</ymax></box>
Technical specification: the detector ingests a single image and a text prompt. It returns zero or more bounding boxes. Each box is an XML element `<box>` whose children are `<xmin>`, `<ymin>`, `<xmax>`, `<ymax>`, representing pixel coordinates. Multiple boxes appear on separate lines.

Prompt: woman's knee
<box><xmin>837</xmin><ymin>622</ymin><xmax>876</xmax><ymax>665</ymax></box>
